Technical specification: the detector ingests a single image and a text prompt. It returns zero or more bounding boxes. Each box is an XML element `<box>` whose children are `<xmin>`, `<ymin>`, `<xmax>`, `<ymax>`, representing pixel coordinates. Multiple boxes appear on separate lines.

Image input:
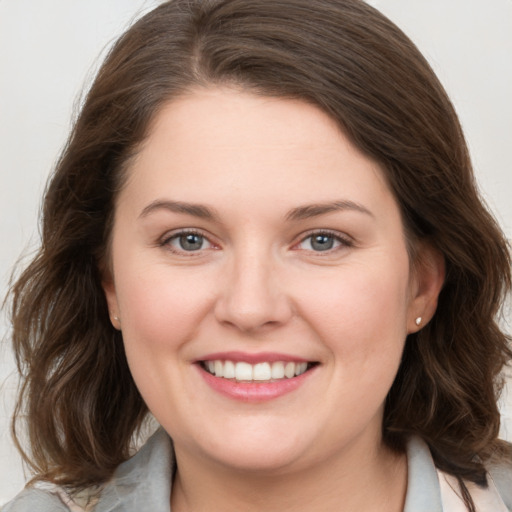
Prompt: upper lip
<box><xmin>195</xmin><ymin>351</ymin><xmax>313</xmax><ymax>364</ymax></box>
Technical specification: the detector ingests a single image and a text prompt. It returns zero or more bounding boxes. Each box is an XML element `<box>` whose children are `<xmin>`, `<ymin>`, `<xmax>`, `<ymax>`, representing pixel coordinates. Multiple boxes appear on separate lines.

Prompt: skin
<box><xmin>103</xmin><ymin>87</ymin><xmax>444</xmax><ymax>512</ymax></box>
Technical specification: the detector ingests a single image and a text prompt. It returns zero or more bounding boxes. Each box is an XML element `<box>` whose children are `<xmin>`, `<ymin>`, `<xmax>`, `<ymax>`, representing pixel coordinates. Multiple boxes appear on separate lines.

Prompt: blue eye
<box><xmin>178</xmin><ymin>233</ymin><xmax>205</xmax><ymax>251</ymax></box>
<box><xmin>165</xmin><ymin>231</ymin><xmax>213</xmax><ymax>252</ymax></box>
<box><xmin>310</xmin><ymin>234</ymin><xmax>335</xmax><ymax>251</ymax></box>
<box><xmin>298</xmin><ymin>232</ymin><xmax>350</xmax><ymax>252</ymax></box>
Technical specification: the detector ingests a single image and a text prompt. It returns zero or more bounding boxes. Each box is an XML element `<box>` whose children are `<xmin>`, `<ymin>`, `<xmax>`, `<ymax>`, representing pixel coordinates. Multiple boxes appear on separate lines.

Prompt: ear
<box><xmin>101</xmin><ymin>268</ymin><xmax>122</xmax><ymax>330</ymax></box>
<box><xmin>407</xmin><ymin>242</ymin><xmax>445</xmax><ymax>333</ymax></box>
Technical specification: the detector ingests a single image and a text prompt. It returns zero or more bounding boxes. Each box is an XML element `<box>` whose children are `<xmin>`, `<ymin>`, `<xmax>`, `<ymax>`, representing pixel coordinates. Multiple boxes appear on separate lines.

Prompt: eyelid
<box><xmin>293</xmin><ymin>229</ymin><xmax>354</xmax><ymax>253</ymax></box>
<box><xmin>159</xmin><ymin>228</ymin><xmax>219</xmax><ymax>255</ymax></box>
<box><xmin>157</xmin><ymin>227</ymin><xmax>353</xmax><ymax>256</ymax></box>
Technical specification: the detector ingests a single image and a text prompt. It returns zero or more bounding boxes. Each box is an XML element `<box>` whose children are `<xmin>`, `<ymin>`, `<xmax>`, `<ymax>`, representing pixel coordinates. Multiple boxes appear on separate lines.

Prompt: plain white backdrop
<box><xmin>1</xmin><ymin>0</ymin><xmax>511</xmax><ymax>504</ymax></box>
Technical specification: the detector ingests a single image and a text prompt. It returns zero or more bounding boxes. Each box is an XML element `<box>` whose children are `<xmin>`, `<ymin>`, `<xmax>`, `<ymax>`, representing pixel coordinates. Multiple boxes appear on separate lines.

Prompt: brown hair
<box><xmin>8</xmin><ymin>0</ymin><xmax>511</xmax><ymax>507</ymax></box>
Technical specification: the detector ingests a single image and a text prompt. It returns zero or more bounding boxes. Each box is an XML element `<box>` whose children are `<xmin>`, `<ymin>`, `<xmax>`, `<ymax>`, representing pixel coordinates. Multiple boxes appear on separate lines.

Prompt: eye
<box><xmin>162</xmin><ymin>230</ymin><xmax>214</xmax><ymax>253</ymax></box>
<box><xmin>296</xmin><ymin>231</ymin><xmax>352</xmax><ymax>252</ymax></box>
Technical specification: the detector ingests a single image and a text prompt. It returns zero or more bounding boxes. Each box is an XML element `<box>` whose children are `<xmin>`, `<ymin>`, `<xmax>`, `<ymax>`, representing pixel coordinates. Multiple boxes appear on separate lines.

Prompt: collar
<box><xmin>403</xmin><ymin>436</ymin><xmax>442</xmax><ymax>512</ymax></box>
<box><xmin>94</xmin><ymin>429</ymin><xmax>443</xmax><ymax>512</ymax></box>
<box><xmin>94</xmin><ymin>428</ymin><xmax>173</xmax><ymax>512</ymax></box>
<box><xmin>93</xmin><ymin>428</ymin><xmax>510</xmax><ymax>512</ymax></box>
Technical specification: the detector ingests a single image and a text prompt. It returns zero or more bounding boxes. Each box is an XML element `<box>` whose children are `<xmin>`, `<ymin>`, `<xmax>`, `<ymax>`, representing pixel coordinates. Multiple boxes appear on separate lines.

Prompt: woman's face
<box><xmin>104</xmin><ymin>87</ymin><xmax>441</xmax><ymax>474</ymax></box>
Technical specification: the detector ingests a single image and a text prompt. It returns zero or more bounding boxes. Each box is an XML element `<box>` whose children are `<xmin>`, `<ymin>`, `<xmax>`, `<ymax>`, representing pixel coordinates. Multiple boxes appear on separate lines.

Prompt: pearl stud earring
<box><xmin>415</xmin><ymin>317</ymin><xmax>422</xmax><ymax>326</ymax></box>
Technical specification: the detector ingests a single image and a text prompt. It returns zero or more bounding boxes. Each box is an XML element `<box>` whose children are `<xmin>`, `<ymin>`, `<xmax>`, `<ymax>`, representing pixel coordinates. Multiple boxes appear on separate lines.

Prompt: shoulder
<box><xmin>404</xmin><ymin>436</ymin><xmax>512</xmax><ymax>512</ymax></box>
<box><xmin>438</xmin><ymin>448</ymin><xmax>512</xmax><ymax>512</ymax></box>
<box><xmin>2</xmin><ymin>482</ymin><xmax>101</xmax><ymax>512</ymax></box>
<box><xmin>487</xmin><ymin>453</ymin><xmax>512</xmax><ymax>511</ymax></box>
<box><xmin>2</xmin><ymin>427</ymin><xmax>173</xmax><ymax>512</ymax></box>
<box><xmin>2</xmin><ymin>488</ymin><xmax>71</xmax><ymax>512</ymax></box>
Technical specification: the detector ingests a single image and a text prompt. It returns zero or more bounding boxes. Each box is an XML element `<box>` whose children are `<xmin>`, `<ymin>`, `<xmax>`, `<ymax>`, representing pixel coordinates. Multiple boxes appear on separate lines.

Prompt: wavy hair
<box><xmin>8</xmin><ymin>0</ymin><xmax>511</xmax><ymax>508</ymax></box>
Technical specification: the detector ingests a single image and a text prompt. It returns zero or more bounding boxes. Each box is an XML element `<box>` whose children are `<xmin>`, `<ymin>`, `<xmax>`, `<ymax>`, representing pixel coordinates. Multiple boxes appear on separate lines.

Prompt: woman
<box><xmin>4</xmin><ymin>0</ymin><xmax>512</xmax><ymax>511</ymax></box>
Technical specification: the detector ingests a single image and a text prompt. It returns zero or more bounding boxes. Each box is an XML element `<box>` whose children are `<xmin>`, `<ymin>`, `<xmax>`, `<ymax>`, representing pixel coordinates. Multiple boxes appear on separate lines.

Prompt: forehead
<box><xmin>120</xmin><ymin>87</ymin><xmax>399</xmax><ymax>223</ymax></box>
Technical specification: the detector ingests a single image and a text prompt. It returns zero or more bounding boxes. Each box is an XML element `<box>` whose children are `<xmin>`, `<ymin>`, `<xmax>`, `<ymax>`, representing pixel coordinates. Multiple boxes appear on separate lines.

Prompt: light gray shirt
<box><xmin>4</xmin><ymin>428</ymin><xmax>512</xmax><ymax>511</ymax></box>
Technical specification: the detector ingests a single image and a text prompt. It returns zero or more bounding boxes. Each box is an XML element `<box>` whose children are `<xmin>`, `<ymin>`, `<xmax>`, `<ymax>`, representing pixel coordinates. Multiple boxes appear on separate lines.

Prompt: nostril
<box><xmin>214</xmin><ymin>292</ymin><xmax>294</xmax><ymax>333</ymax></box>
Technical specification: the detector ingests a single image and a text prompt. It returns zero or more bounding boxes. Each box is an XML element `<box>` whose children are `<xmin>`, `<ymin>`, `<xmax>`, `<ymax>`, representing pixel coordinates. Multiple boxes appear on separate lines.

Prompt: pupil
<box><xmin>312</xmin><ymin>234</ymin><xmax>333</xmax><ymax>251</ymax></box>
<box><xmin>180</xmin><ymin>234</ymin><xmax>203</xmax><ymax>251</ymax></box>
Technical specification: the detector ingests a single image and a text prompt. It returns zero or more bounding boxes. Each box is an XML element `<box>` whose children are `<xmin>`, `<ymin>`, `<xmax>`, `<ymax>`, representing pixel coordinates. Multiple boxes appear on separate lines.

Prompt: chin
<box><xmin>206</xmin><ymin>441</ymin><xmax>306</xmax><ymax>474</ymax></box>
<box><xmin>173</xmin><ymin>416</ymin><xmax>316</xmax><ymax>474</ymax></box>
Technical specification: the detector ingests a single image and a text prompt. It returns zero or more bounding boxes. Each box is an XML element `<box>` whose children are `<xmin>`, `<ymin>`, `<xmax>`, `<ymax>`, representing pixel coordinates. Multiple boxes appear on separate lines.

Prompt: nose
<box><xmin>214</xmin><ymin>248</ymin><xmax>294</xmax><ymax>334</ymax></box>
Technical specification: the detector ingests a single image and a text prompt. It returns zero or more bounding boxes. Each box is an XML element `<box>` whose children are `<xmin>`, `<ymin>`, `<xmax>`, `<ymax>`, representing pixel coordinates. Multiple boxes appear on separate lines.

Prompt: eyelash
<box><xmin>159</xmin><ymin>229</ymin><xmax>353</xmax><ymax>256</ymax></box>
<box><xmin>294</xmin><ymin>229</ymin><xmax>354</xmax><ymax>254</ymax></box>
<box><xmin>159</xmin><ymin>229</ymin><xmax>215</xmax><ymax>256</ymax></box>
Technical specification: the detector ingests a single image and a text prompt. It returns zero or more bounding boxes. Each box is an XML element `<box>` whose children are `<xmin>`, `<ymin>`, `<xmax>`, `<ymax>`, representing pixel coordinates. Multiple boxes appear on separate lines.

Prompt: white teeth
<box><xmin>204</xmin><ymin>360</ymin><xmax>311</xmax><ymax>381</ymax></box>
<box><xmin>271</xmin><ymin>361</ymin><xmax>285</xmax><ymax>379</ymax></box>
<box><xmin>253</xmin><ymin>362</ymin><xmax>272</xmax><ymax>381</ymax></box>
<box><xmin>235</xmin><ymin>361</ymin><xmax>253</xmax><ymax>381</ymax></box>
<box><xmin>295</xmin><ymin>362</ymin><xmax>307</xmax><ymax>376</ymax></box>
<box><xmin>224</xmin><ymin>360</ymin><xmax>235</xmax><ymax>379</ymax></box>
<box><xmin>284</xmin><ymin>362</ymin><xmax>295</xmax><ymax>379</ymax></box>
<box><xmin>214</xmin><ymin>360</ymin><xmax>223</xmax><ymax>378</ymax></box>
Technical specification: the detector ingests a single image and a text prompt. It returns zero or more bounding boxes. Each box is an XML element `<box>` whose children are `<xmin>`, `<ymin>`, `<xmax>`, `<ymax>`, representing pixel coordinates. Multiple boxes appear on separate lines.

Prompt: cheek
<box><xmin>114</xmin><ymin>261</ymin><xmax>215</xmax><ymax>356</ymax></box>
<box><xmin>295</xmin><ymin>257</ymin><xmax>410</xmax><ymax>360</ymax></box>
<box><xmin>112</xmin><ymin>265</ymin><xmax>217</xmax><ymax>415</ymax></box>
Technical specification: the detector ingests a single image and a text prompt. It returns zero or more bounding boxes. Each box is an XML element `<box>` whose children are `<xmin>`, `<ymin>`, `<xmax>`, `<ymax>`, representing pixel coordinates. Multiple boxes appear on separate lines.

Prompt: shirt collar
<box><xmin>403</xmin><ymin>436</ymin><xmax>443</xmax><ymax>512</ymax></box>
<box><xmin>95</xmin><ymin>429</ymin><xmax>443</xmax><ymax>512</ymax></box>
<box><xmin>94</xmin><ymin>428</ymin><xmax>173</xmax><ymax>512</ymax></box>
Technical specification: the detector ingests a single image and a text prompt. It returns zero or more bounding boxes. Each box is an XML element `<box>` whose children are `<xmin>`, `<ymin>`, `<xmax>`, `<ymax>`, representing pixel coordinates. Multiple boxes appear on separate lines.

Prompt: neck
<box><xmin>171</xmin><ymin>437</ymin><xmax>407</xmax><ymax>512</ymax></box>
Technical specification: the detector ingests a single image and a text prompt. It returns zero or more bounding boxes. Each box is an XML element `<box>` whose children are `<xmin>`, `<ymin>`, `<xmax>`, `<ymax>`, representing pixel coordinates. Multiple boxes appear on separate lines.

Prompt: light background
<box><xmin>1</xmin><ymin>0</ymin><xmax>511</xmax><ymax>504</ymax></box>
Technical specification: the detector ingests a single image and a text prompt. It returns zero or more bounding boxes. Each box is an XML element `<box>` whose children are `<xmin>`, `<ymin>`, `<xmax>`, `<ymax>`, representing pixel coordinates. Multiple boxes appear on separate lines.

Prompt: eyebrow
<box><xmin>285</xmin><ymin>200</ymin><xmax>374</xmax><ymax>221</ymax></box>
<box><xmin>139</xmin><ymin>199</ymin><xmax>373</xmax><ymax>222</ymax></box>
<box><xmin>139</xmin><ymin>200</ymin><xmax>220</xmax><ymax>221</ymax></box>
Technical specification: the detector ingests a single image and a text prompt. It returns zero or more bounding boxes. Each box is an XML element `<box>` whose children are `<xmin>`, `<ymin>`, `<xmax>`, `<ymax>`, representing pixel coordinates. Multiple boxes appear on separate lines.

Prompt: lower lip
<box><xmin>197</xmin><ymin>365</ymin><xmax>317</xmax><ymax>402</ymax></box>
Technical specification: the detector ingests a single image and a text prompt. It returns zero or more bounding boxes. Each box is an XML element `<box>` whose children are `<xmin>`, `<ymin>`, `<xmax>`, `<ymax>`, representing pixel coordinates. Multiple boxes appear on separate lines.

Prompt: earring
<box><xmin>415</xmin><ymin>317</ymin><xmax>422</xmax><ymax>326</ymax></box>
<box><xmin>112</xmin><ymin>314</ymin><xmax>121</xmax><ymax>331</ymax></box>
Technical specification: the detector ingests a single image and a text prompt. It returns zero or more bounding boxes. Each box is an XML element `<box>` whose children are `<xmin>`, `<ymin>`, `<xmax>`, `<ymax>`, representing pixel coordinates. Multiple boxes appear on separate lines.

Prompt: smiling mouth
<box><xmin>199</xmin><ymin>360</ymin><xmax>318</xmax><ymax>382</ymax></box>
